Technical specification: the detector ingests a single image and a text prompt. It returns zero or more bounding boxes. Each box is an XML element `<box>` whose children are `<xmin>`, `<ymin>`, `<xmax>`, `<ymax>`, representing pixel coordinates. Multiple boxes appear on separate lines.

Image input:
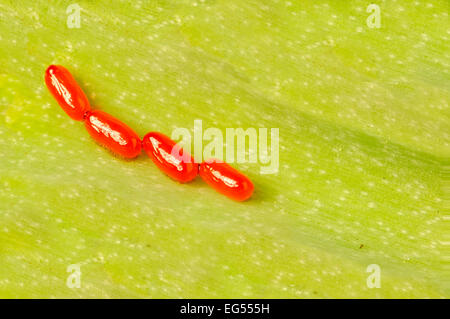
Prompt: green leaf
<box><xmin>0</xmin><ymin>0</ymin><xmax>448</xmax><ymax>298</ymax></box>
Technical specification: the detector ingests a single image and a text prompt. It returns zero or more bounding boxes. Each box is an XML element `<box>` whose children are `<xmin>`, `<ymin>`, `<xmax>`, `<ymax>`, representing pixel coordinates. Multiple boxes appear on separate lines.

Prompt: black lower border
<box><xmin>1</xmin><ymin>299</ymin><xmax>444</xmax><ymax>317</ymax></box>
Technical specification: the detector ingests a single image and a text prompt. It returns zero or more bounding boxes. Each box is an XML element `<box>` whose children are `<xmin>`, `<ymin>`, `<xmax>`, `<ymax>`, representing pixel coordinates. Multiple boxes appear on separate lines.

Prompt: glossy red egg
<box><xmin>45</xmin><ymin>65</ymin><xmax>90</xmax><ymax>121</ymax></box>
<box><xmin>84</xmin><ymin>110</ymin><xmax>141</xmax><ymax>158</ymax></box>
<box><xmin>142</xmin><ymin>132</ymin><xmax>198</xmax><ymax>183</ymax></box>
<box><xmin>199</xmin><ymin>160</ymin><xmax>254</xmax><ymax>201</ymax></box>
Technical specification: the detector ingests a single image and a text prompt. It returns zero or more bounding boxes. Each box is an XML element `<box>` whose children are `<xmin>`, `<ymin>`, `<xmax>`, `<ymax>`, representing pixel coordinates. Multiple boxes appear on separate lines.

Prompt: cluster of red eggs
<box><xmin>45</xmin><ymin>65</ymin><xmax>254</xmax><ymax>201</ymax></box>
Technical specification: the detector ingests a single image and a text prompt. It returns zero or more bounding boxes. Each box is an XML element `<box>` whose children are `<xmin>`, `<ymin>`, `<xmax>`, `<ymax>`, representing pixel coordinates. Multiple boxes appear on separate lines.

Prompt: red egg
<box><xmin>199</xmin><ymin>160</ymin><xmax>254</xmax><ymax>201</ymax></box>
<box><xmin>45</xmin><ymin>65</ymin><xmax>91</xmax><ymax>121</ymax></box>
<box><xmin>142</xmin><ymin>132</ymin><xmax>198</xmax><ymax>183</ymax></box>
<box><xmin>84</xmin><ymin>110</ymin><xmax>141</xmax><ymax>158</ymax></box>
